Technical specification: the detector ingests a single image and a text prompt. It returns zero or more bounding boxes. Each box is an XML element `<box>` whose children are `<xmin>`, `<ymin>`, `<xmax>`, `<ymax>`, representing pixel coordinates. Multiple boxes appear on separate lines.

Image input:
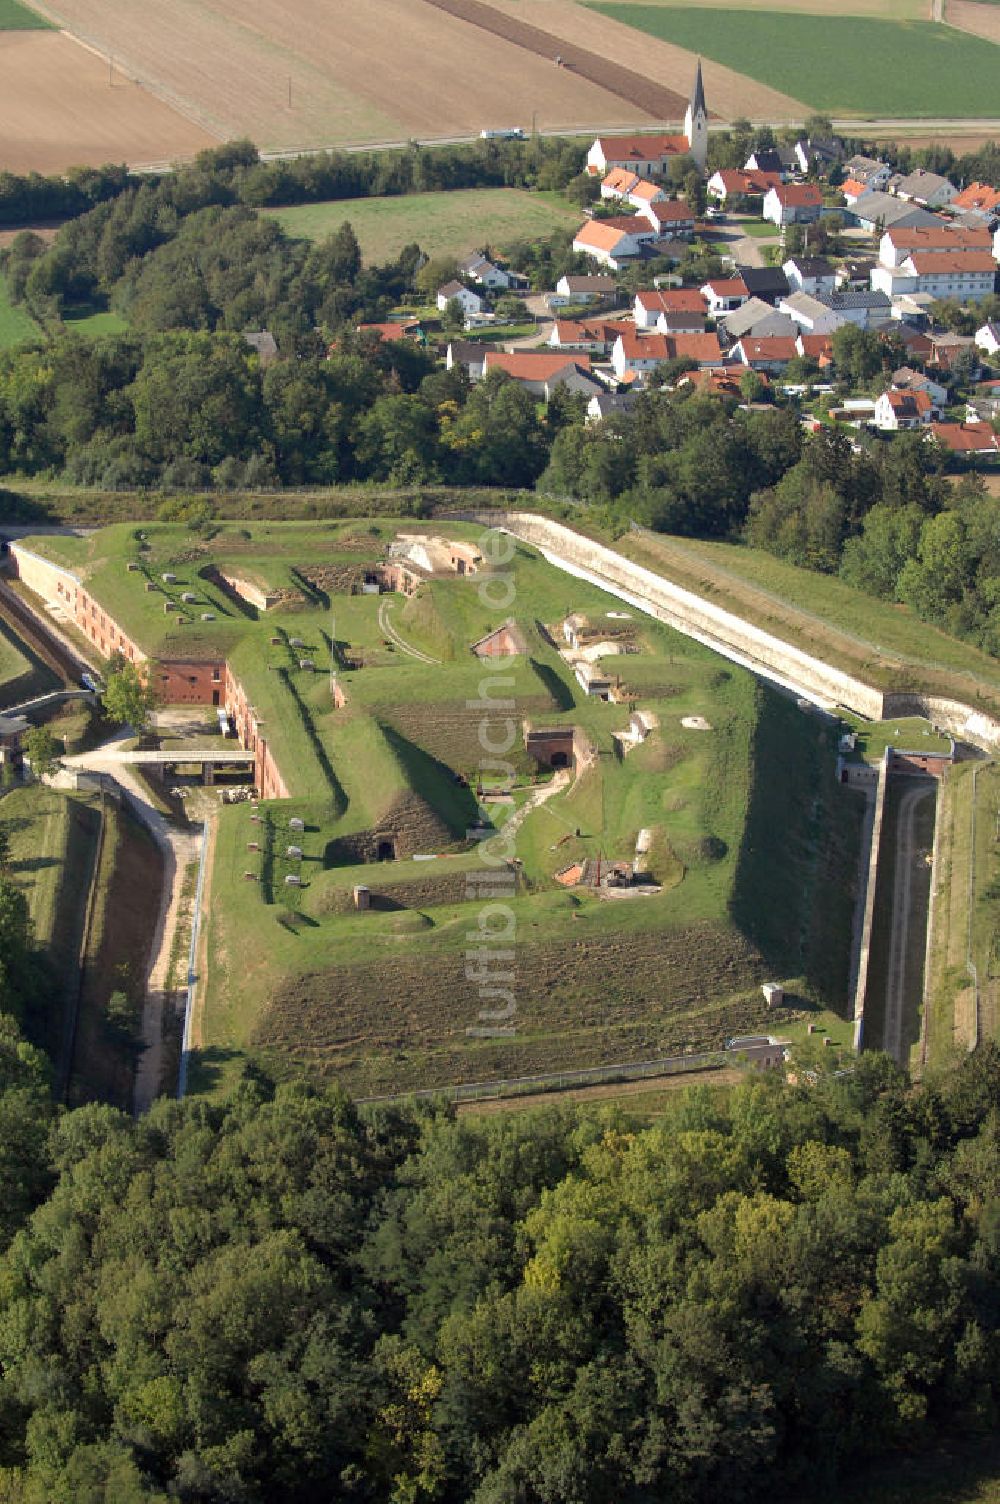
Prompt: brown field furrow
<box><xmin>484</xmin><ymin>0</ymin><xmax>810</xmax><ymax>120</ymax></box>
<box><xmin>0</xmin><ymin>32</ymin><xmax>215</xmax><ymax>175</ymax></box>
<box><xmin>27</xmin><ymin>0</ymin><xmax>670</xmax><ymax>154</ymax></box>
<box><xmin>419</xmin><ymin>0</ymin><xmax>689</xmax><ymax>117</ymax></box>
<box><xmin>945</xmin><ymin>0</ymin><xmax>1000</xmax><ymax>42</ymax></box>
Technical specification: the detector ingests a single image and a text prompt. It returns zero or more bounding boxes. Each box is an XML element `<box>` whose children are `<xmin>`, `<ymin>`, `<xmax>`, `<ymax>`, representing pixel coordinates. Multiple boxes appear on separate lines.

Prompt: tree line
<box><xmin>0</xmin><ymin>1040</ymin><xmax>997</xmax><ymax>1502</ymax></box>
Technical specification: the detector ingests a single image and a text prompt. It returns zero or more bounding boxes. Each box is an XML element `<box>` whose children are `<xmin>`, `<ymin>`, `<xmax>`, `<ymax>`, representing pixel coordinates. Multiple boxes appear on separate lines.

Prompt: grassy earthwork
<box><xmin>587</xmin><ymin>5</ymin><xmax>1000</xmax><ymax>115</ymax></box>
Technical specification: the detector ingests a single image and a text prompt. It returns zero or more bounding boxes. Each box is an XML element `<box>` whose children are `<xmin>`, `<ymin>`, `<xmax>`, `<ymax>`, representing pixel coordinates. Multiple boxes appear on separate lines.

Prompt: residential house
<box><xmin>951</xmin><ymin>181</ymin><xmax>1000</xmax><ymax>217</ymax></box>
<box><xmin>586</xmin><ymin>391</ymin><xmax>642</xmax><ymax>423</ymax></box>
<box><xmin>678</xmin><ymin>365</ymin><xmax>764</xmax><ymax>398</ymax></box>
<box><xmin>459</xmin><ymin>253</ymin><xmax>520</xmax><ymax>289</ymax></box>
<box><xmin>633</xmin><ymin>287</ymin><xmax>706</xmax><ymax>329</ymax></box>
<box><xmin>552</xmin><ymin>273</ymin><xmax>618</xmax><ymax>305</ymax></box>
<box><xmin>639</xmin><ymin>198</ymin><xmax>695</xmax><ymax>239</ymax></box>
<box><xmin>928</xmin><ymin>420</ymin><xmax>1000</xmax><ymax>459</ymax></box>
<box><xmin>744</xmin><ymin>146</ymin><xmax>798</xmax><ymax>179</ymax></box>
<box><xmin>436</xmin><ymin>281</ymin><xmax>486</xmax><ymax>316</ymax></box>
<box><xmin>611</xmin><ymin>330</ymin><xmax>721</xmax><ymax>381</ymax></box>
<box><xmin>355</xmin><ymin>320</ymin><xmax>422</xmax><ymax>343</ymax></box>
<box><xmin>701</xmin><ymin>276</ymin><xmax>749</xmax><ymax>315</ymax></box>
<box><xmin>877</xmin><ymin>224</ymin><xmax>993</xmax><ymax>268</ymax></box>
<box><xmin>779</xmin><ymin>291</ymin><xmax>845</xmax><ymax>334</ymax></box>
<box><xmin>763</xmin><ymin>182</ymin><xmax>822</xmax><ymax>226</ymax></box>
<box><xmin>720</xmin><ymin>299</ymin><xmax>798</xmax><ymax>342</ymax></box>
<box><xmin>836</xmin><ymin>256</ymin><xmax>877</xmax><ymax>289</ymax></box>
<box><xmin>795</xmin><ymin>333</ymin><xmax>835</xmax><ymax>367</ymax></box>
<box><xmin>892</xmin><ymin>366</ymin><xmax>948</xmax><ymax>406</ymax></box>
<box><xmin>975</xmin><ymin>322</ymin><xmax>1000</xmax><ymax>358</ymax></box>
<box><xmin>872</xmin><ymin>251</ymin><xmax>997</xmax><ymax>303</ymax></box>
<box><xmin>445</xmin><ymin>340</ymin><xmax>488</xmax><ymax>380</ymax></box>
<box><xmin>873</xmin><ymin>388</ymin><xmax>934</xmax><ymax>430</ymax></box>
<box><xmin>481</xmin><ymin>350</ymin><xmax>603</xmax><ymax>399</ymax></box>
<box><xmin>732</xmin><ymin>336</ymin><xmax>799</xmax><ymax>374</ymax></box>
<box><xmin>706</xmin><ymin>168</ymin><xmax>781</xmax><ymax>204</ymax></box>
<box><xmin>739</xmin><ymin>266</ymin><xmax>791</xmax><ymax>304</ymax></box>
<box><xmin>841</xmin><ymin>178</ymin><xmax>876</xmax><ymax>206</ymax></box>
<box><xmin>888</xmin><ymin>168</ymin><xmax>958</xmax><ymax>208</ymax></box>
<box><xmin>794</xmin><ymin>136</ymin><xmax>843</xmax><ymax>175</ymax></box>
<box><xmin>843</xmin><ymin>154</ymin><xmax>892</xmax><ymax>190</ymax></box>
<box><xmin>600</xmin><ymin>168</ymin><xmax>668</xmax><ymax>209</ymax></box>
<box><xmin>654</xmin><ymin>309</ymin><xmax>707</xmax><ymax>334</ymax></box>
<box><xmin>572</xmin><ymin>215</ymin><xmax>657</xmax><ymax>269</ymax></box>
<box><xmin>782</xmin><ymin>256</ymin><xmax>836</xmax><ymax>295</ymax></box>
<box><xmin>548</xmin><ymin>318</ymin><xmax>624</xmax><ymax>355</ymax></box>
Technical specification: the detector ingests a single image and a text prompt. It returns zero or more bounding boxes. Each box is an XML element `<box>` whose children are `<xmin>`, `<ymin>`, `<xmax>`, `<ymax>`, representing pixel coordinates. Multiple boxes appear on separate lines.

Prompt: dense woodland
<box><xmin>0</xmin><ymin>944</ymin><xmax>998</xmax><ymax>1504</ymax></box>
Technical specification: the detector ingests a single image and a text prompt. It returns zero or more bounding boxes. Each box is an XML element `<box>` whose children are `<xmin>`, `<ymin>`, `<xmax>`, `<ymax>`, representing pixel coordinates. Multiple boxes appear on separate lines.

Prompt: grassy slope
<box><xmin>0</xmin><ymin>0</ymin><xmax>53</xmax><ymax>27</ymax></box>
<box><xmin>0</xmin><ymin>623</ymin><xmax>30</xmax><ymax>692</ymax></box>
<box><xmin>263</xmin><ymin>188</ymin><xmax>580</xmax><ymax>262</ymax></box>
<box><xmin>587</xmin><ymin>5</ymin><xmax>1000</xmax><ymax>115</ymax></box>
<box><xmin>621</xmin><ymin>531</ymin><xmax>1000</xmax><ymax>714</ymax></box>
<box><xmin>0</xmin><ymin>274</ymin><xmax>40</xmax><ymax>349</ymax></box>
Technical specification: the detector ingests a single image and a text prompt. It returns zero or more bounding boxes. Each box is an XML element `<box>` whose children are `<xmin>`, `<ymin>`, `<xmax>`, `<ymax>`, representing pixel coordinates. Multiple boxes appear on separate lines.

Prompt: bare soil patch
<box><xmin>485</xmin><ymin>0</ymin><xmax>809</xmax><ymax>120</ymax></box>
<box><xmin>0</xmin><ymin>31</ymin><xmax>214</xmax><ymax>174</ymax></box>
<box><xmin>945</xmin><ymin>0</ymin><xmax>1000</xmax><ymax>41</ymax></box>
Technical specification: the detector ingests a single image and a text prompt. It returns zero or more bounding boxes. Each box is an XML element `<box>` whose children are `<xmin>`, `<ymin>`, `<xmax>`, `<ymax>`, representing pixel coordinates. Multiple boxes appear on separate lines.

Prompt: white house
<box><xmin>572</xmin><ymin>216</ymin><xmax>656</xmax><ymax>269</ymax></box>
<box><xmin>706</xmin><ymin>168</ymin><xmax>781</xmax><ymax>204</ymax></box>
<box><xmin>638</xmin><ymin>198</ymin><xmax>695</xmax><ymax>239</ymax></box>
<box><xmin>459</xmin><ymin>253</ymin><xmax>516</xmax><ymax>289</ymax></box>
<box><xmin>877</xmin><ymin>224</ymin><xmax>993</xmax><ymax>268</ymax></box>
<box><xmin>782</xmin><ymin>256</ymin><xmax>837</xmax><ymax>296</ymax></box>
<box><xmin>553</xmin><ymin>274</ymin><xmax>617</xmax><ymax>305</ymax></box>
<box><xmin>778</xmin><ymin>291</ymin><xmax>845</xmax><ymax>334</ymax></box>
<box><xmin>763</xmin><ymin>182</ymin><xmax>823</xmax><ymax>226</ymax></box>
<box><xmin>873</xmin><ymin>388</ymin><xmax>934</xmax><ymax>431</ymax></box>
<box><xmin>843</xmin><ymin>155</ymin><xmax>892</xmax><ymax>190</ymax></box>
<box><xmin>892</xmin><ymin>366</ymin><xmax>948</xmax><ymax>406</ymax></box>
<box><xmin>437</xmin><ymin>281</ymin><xmax>486</xmax><ymax>316</ymax></box>
<box><xmin>975</xmin><ymin>322</ymin><xmax>1000</xmax><ymax>358</ymax></box>
<box><xmin>481</xmin><ymin>350</ymin><xmax>604</xmax><ymax>400</ymax></box>
<box><xmin>700</xmin><ymin>276</ymin><xmax>749</xmax><ymax>315</ymax></box>
<box><xmin>611</xmin><ymin>330</ymin><xmax>720</xmax><ymax>380</ymax></box>
<box><xmin>888</xmin><ymin>168</ymin><xmax>958</xmax><ymax>208</ymax></box>
<box><xmin>586</xmin><ymin>61</ymin><xmax>708</xmax><ymax>175</ymax></box>
<box><xmin>871</xmin><ymin>251</ymin><xmax>997</xmax><ymax>303</ymax></box>
<box><xmin>633</xmin><ymin>287</ymin><xmax>706</xmax><ymax>329</ymax></box>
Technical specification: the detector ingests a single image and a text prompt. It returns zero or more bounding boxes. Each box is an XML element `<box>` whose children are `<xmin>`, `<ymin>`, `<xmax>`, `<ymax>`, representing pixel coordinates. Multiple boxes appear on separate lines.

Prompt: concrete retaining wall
<box><xmin>852</xmin><ymin>748</ymin><xmax>891</xmax><ymax>1051</ymax></box>
<box><xmin>465</xmin><ymin>512</ymin><xmax>1000</xmax><ymax>752</ymax></box>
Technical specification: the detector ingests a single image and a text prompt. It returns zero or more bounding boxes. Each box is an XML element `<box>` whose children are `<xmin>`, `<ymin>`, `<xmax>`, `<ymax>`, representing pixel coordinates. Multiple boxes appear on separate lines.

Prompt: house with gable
<box><xmin>763</xmin><ymin>182</ymin><xmax>822</xmax><ymax>226</ymax></box>
<box><xmin>633</xmin><ymin>287</ymin><xmax>706</xmax><ymax>329</ymax></box>
<box><xmin>888</xmin><ymin>168</ymin><xmax>958</xmax><ymax>208</ymax></box>
<box><xmin>783</xmin><ymin>256</ymin><xmax>837</xmax><ymax>296</ymax></box>
<box><xmin>586</xmin><ymin>61</ymin><xmax>708</xmax><ymax>175</ymax></box>
<box><xmin>975</xmin><ymin>322</ymin><xmax>1000</xmax><ymax>358</ymax></box>
<box><xmin>436</xmin><ymin>281</ymin><xmax>487</xmax><ymax>317</ymax></box>
<box><xmin>873</xmin><ymin>388</ymin><xmax>934</xmax><ymax>431</ymax></box>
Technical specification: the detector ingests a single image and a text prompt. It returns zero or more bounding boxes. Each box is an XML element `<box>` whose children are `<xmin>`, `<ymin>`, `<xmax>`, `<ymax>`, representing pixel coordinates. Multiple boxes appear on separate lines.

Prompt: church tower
<box><xmin>684</xmin><ymin>59</ymin><xmax>708</xmax><ymax>171</ymax></box>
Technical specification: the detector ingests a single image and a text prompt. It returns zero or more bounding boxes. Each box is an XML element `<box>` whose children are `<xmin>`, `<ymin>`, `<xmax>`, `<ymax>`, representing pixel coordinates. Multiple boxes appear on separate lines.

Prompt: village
<box><xmin>360</xmin><ymin>65</ymin><xmax>1000</xmax><ymax>461</ymax></box>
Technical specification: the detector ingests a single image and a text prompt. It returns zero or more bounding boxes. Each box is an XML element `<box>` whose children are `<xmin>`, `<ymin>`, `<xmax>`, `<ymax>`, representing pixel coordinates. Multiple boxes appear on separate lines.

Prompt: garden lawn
<box><xmin>587</xmin><ymin>6</ymin><xmax>1000</xmax><ymax>115</ymax></box>
<box><xmin>264</xmin><ymin>187</ymin><xmax>581</xmax><ymax>262</ymax></box>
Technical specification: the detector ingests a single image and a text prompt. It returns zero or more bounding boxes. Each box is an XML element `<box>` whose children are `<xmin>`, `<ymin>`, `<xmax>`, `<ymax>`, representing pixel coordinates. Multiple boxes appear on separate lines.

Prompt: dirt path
<box><xmin>884</xmin><ymin>781</ymin><xmax>936</xmax><ymax>1063</ymax></box>
<box><xmin>59</xmin><ymin>735</ymin><xmax>202</xmax><ymax>1111</ymax></box>
<box><xmin>189</xmin><ymin>811</ymin><xmax>219</xmax><ymax>1053</ymax></box>
<box><xmin>378</xmin><ymin>598</ymin><xmax>441</xmax><ymax>664</ymax></box>
<box><xmin>495</xmin><ymin>767</ymin><xmax>571</xmax><ymax>847</ymax></box>
<box><xmin>457</xmin><ymin>1065</ymin><xmax>743</xmax><ymax>1113</ymax></box>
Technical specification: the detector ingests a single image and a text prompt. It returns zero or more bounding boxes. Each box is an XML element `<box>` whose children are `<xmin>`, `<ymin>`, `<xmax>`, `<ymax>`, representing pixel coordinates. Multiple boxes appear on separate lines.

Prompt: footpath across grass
<box><xmin>588</xmin><ymin>5</ymin><xmax>1000</xmax><ymax>116</ymax></box>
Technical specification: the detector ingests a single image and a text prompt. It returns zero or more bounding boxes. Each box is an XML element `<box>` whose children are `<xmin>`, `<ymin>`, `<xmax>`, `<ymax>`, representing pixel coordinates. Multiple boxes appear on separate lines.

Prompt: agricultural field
<box><xmin>588</xmin><ymin>4</ymin><xmax>1000</xmax><ymax>115</ymax></box>
<box><xmin>23</xmin><ymin>518</ymin><xmax>864</xmax><ymax>1099</ymax></box>
<box><xmin>265</xmin><ymin>187</ymin><xmax>582</xmax><ymax>263</ymax></box>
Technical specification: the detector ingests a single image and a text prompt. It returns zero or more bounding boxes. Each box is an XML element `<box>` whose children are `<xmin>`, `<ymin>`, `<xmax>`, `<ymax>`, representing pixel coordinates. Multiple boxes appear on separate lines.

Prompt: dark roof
<box><xmin>820</xmin><ymin>290</ymin><xmax>892</xmax><ymax>312</ymax></box>
<box><xmin>738</xmin><ymin>266</ymin><xmax>791</xmax><ymax>301</ymax></box>
<box><xmin>747</xmin><ymin>148</ymin><xmax>786</xmax><ymax>174</ymax></box>
<box><xmin>689</xmin><ymin>58</ymin><xmax>707</xmax><ymax>117</ymax></box>
<box><xmin>590</xmin><ymin>392</ymin><xmax>641</xmax><ymax>417</ymax></box>
<box><xmin>786</xmin><ymin>256</ymin><xmax>834</xmax><ymax>276</ymax></box>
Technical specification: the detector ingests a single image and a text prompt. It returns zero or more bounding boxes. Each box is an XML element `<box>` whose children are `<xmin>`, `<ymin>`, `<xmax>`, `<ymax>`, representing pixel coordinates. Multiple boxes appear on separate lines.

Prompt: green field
<box><xmin>0</xmin><ymin>0</ymin><xmax>53</xmax><ymax>27</ymax></box>
<box><xmin>264</xmin><ymin>187</ymin><xmax>580</xmax><ymax>262</ymax></box>
<box><xmin>588</xmin><ymin>5</ymin><xmax>1000</xmax><ymax>115</ymax></box>
<box><xmin>61</xmin><ymin>303</ymin><xmax>128</xmax><ymax>339</ymax></box>
<box><xmin>0</xmin><ymin>273</ymin><xmax>40</xmax><ymax>350</ymax></box>
<box><xmin>0</xmin><ymin>625</ymin><xmax>30</xmax><ymax>695</ymax></box>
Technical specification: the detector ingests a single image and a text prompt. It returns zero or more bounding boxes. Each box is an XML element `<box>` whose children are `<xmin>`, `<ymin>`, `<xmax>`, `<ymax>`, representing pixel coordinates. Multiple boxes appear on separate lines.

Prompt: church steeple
<box><xmin>684</xmin><ymin>58</ymin><xmax>708</xmax><ymax>171</ymax></box>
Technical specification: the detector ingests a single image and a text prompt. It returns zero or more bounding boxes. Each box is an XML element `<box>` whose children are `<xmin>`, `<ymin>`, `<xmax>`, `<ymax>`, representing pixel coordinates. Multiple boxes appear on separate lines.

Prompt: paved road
<box><xmin>884</xmin><ymin>780</ymin><xmax>936</xmax><ymax>1063</ymax></box>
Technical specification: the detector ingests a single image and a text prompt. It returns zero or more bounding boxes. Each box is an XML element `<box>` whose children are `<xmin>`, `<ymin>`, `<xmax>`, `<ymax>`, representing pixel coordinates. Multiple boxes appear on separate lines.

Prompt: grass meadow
<box><xmin>0</xmin><ymin>0</ymin><xmax>53</xmax><ymax>28</ymax></box>
<box><xmin>0</xmin><ymin>273</ymin><xmax>39</xmax><ymax>349</ymax></box>
<box><xmin>264</xmin><ymin>187</ymin><xmax>581</xmax><ymax>262</ymax></box>
<box><xmin>588</xmin><ymin>5</ymin><xmax>1000</xmax><ymax>115</ymax></box>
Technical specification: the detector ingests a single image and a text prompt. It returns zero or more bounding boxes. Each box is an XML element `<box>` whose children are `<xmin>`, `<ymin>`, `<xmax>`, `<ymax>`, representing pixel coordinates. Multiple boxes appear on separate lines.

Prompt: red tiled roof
<box><xmin>602</xmin><ymin>167</ymin><xmax>639</xmax><ymax>194</ymax></box>
<box><xmin>635</xmin><ymin>288</ymin><xmax>706</xmax><ymax>313</ymax></box>
<box><xmin>884</xmin><ymin>389</ymin><xmax>932</xmax><ymax>414</ymax></box>
<box><xmin>356</xmin><ymin>321</ymin><xmax>419</xmax><ymax>341</ymax></box>
<box><xmin>573</xmin><ymin>220</ymin><xmax>636</xmax><ymax>253</ymax></box>
<box><xmin>630</xmin><ymin>180</ymin><xmax>663</xmax><ymax>203</ymax></box>
<box><xmin>906</xmin><ymin>251</ymin><xmax>997</xmax><ymax>274</ymax></box>
<box><xmin>952</xmin><ymin>181</ymin><xmax>1000</xmax><ymax>213</ymax></box>
<box><xmin>616</xmin><ymin>331</ymin><xmax>670</xmax><ymax>361</ymax></box>
<box><xmin>645</xmin><ymin>198</ymin><xmax>694</xmax><ymax>224</ymax></box>
<box><xmin>737</xmin><ymin>337</ymin><xmax>798</xmax><ymax>361</ymax></box>
<box><xmin>796</xmin><ymin>334</ymin><xmax>834</xmax><ymax>359</ymax></box>
<box><xmin>595</xmin><ymin>133</ymin><xmax>691</xmax><ymax>160</ymax></box>
<box><xmin>702</xmin><ymin>278</ymin><xmax>749</xmax><ymax>297</ymax></box>
<box><xmin>552</xmin><ymin>319</ymin><xmax>622</xmax><ymax>345</ymax></box>
<box><xmin>930</xmin><ymin>421</ymin><xmax>998</xmax><ymax>452</ymax></box>
<box><xmin>711</xmin><ymin>168</ymin><xmax>781</xmax><ymax>196</ymax></box>
<box><xmin>772</xmin><ymin>183</ymin><xmax>822</xmax><ymax>207</ymax></box>
<box><xmin>484</xmin><ymin>351</ymin><xmax>592</xmax><ymax>379</ymax></box>
<box><xmin>841</xmin><ymin>178</ymin><xmax>870</xmax><ymax>198</ymax></box>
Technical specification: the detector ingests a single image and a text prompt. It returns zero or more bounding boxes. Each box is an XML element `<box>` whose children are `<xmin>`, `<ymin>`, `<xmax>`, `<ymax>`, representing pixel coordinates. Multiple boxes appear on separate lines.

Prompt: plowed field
<box><xmin>0</xmin><ymin>30</ymin><xmax>214</xmax><ymax>173</ymax></box>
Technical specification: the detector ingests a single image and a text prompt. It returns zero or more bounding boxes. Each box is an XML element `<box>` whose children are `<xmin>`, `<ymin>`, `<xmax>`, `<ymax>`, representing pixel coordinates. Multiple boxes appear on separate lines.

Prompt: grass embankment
<box><xmin>925</xmin><ymin>760</ymin><xmax>1000</xmax><ymax>1063</ymax></box>
<box><xmin>622</xmin><ymin>531</ymin><xmax>1000</xmax><ymax>716</ymax></box>
<box><xmin>0</xmin><ymin>0</ymin><xmax>53</xmax><ymax>29</ymax></box>
<box><xmin>0</xmin><ymin>782</ymin><xmax>101</xmax><ymax>1068</ymax></box>
<box><xmin>588</xmin><ymin>5</ymin><xmax>1000</xmax><ymax>115</ymax></box>
<box><xmin>264</xmin><ymin>187</ymin><xmax>580</xmax><ymax>262</ymax></box>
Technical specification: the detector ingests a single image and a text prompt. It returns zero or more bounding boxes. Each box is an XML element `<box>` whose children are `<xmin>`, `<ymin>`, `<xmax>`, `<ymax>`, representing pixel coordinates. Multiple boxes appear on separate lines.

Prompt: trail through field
<box><xmin>884</xmin><ymin>780</ymin><xmax>936</xmax><ymax>1063</ymax></box>
<box><xmin>59</xmin><ymin>733</ymin><xmax>203</xmax><ymax>1112</ymax></box>
<box><xmin>456</xmin><ymin>1064</ymin><xmax>744</xmax><ymax>1113</ymax></box>
<box><xmin>378</xmin><ymin>598</ymin><xmax>441</xmax><ymax>664</ymax></box>
<box><xmin>494</xmin><ymin>767</ymin><xmax>572</xmax><ymax>849</ymax></box>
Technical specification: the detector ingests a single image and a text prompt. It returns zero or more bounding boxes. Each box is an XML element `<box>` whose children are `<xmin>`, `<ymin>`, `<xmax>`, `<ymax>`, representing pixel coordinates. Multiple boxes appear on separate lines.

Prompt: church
<box><xmin>585</xmin><ymin>61</ymin><xmax>708</xmax><ymax>178</ymax></box>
